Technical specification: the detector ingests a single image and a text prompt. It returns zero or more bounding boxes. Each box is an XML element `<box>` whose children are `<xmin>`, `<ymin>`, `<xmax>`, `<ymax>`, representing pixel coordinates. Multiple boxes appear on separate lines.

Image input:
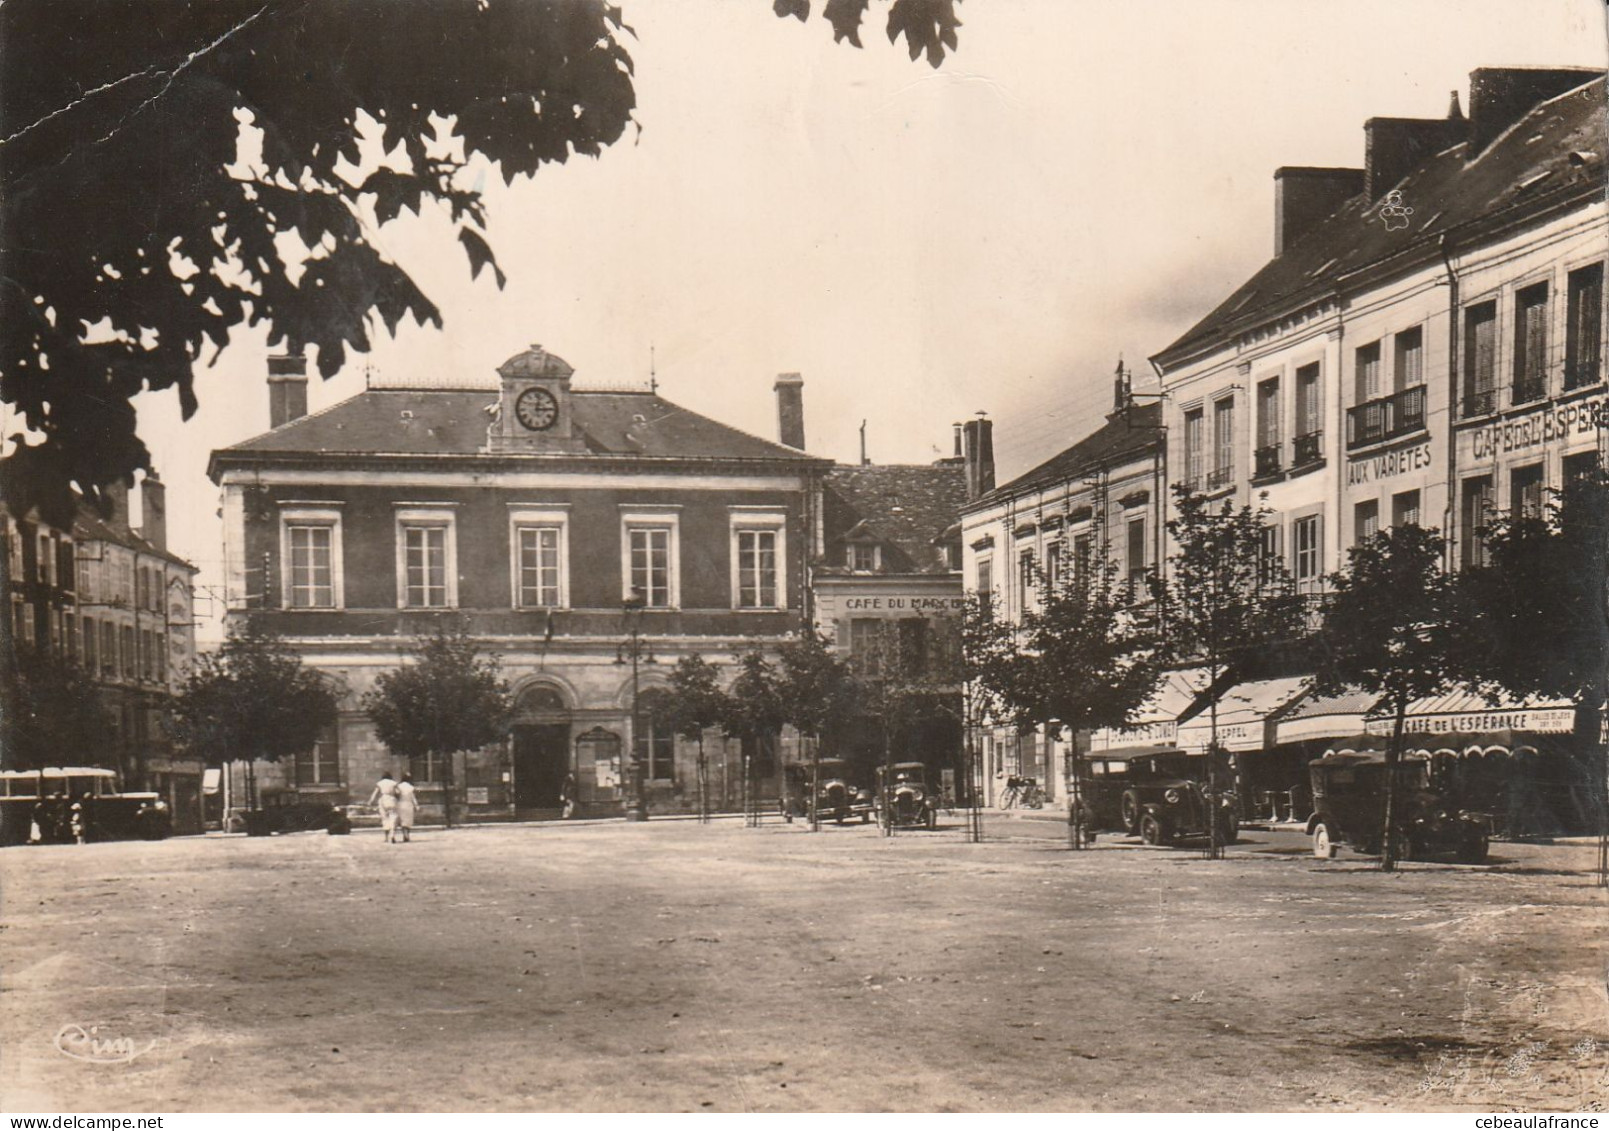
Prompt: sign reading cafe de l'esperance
<box><xmin>1467</xmin><ymin>394</ymin><xmax>1606</xmax><ymax>461</ymax></box>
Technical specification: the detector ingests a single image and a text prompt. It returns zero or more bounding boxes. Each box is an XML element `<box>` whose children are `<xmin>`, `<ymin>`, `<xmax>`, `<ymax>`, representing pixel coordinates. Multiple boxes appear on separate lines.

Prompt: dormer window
<box><xmin>849</xmin><ymin>543</ymin><xmax>880</xmax><ymax>572</ymax></box>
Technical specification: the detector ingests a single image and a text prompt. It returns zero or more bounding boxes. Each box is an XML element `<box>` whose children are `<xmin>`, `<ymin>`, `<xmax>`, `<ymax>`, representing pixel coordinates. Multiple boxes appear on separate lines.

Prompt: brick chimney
<box><xmin>963</xmin><ymin>415</ymin><xmax>995</xmax><ymax>500</ymax></box>
<box><xmin>1273</xmin><ymin>167</ymin><xmax>1364</xmax><ymax>256</ymax></box>
<box><xmin>1467</xmin><ymin>67</ymin><xmax>1601</xmax><ymax>157</ymax></box>
<box><xmin>1364</xmin><ymin>113</ymin><xmax>1465</xmax><ymax>200</ymax></box>
<box><xmin>268</xmin><ymin>353</ymin><xmax>309</xmax><ymax>428</ymax></box>
<box><xmin>139</xmin><ymin>470</ymin><xmax>167</xmax><ymax>551</ymax></box>
<box><xmin>774</xmin><ymin>372</ymin><xmax>805</xmax><ymax>450</ymax></box>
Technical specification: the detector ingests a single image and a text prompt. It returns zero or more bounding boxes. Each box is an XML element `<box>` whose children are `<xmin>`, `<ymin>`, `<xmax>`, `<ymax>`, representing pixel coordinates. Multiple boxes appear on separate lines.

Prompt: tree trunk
<box><xmin>1205</xmin><ymin>660</ymin><xmax>1222</xmax><ymax>861</ymax></box>
<box><xmin>1381</xmin><ymin>700</ymin><xmax>1406</xmax><ymax>872</ymax></box>
<box><xmin>696</xmin><ymin>733</ymin><xmax>708</xmax><ymax>824</ymax></box>
<box><xmin>809</xmin><ymin>732</ymin><xmax>821</xmax><ymax>832</ymax></box>
<box><xmin>1065</xmin><ymin>724</ymin><xmax>1083</xmax><ymax>850</ymax></box>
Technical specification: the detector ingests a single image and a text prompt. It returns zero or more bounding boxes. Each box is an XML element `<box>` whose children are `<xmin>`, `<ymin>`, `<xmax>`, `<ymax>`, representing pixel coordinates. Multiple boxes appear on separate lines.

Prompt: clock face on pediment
<box><xmin>514</xmin><ymin>386</ymin><xmax>559</xmax><ymax>431</ymax></box>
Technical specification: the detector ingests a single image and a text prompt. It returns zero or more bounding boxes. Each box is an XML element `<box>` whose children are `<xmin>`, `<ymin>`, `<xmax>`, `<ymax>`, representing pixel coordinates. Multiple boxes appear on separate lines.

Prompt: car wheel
<box><xmin>1120</xmin><ymin>790</ymin><xmax>1141</xmax><ymax>834</ymax></box>
<box><xmin>1457</xmin><ymin>833</ymin><xmax>1488</xmax><ymax>865</ymax></box>
<box><xmin>1312</xmin><ymin>822</ymin><xmax>1337</xmax><ymax>859</ymax></box>
<box><xmin>1139</xmin><ymin>813</ymin><xmax>1166</xmax><ymax>846</ymax></box>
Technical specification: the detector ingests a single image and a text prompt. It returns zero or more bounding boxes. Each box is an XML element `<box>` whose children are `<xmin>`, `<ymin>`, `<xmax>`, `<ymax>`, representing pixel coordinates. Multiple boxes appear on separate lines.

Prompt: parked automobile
<box><xmin>781</xmin><ymin>758</ymin><xmax>873</xmax><ymax>824</ymax></box>
<box><xmin>874</xmin><ymin>761</ymin><xmax>939</xmax><ymax>830</ymax></box>
<box><xmin>1307</xmin><ymin>750</ymin><xmax>1490</xmax><ymax>863</ymax></box>
<box><xmin>0</xmin><ymin>767</ymin><xmax>168</xmax><ymax>845</ymax></box>
<box><xmin>1076</xmin><ymin>749</ymin><xmax>1238</xmax><ymax>847</ymax></box>
<box><xmin>232</xmin><ymin>798</ymin><xmax>351</xmax><ymax>836</ymax></box>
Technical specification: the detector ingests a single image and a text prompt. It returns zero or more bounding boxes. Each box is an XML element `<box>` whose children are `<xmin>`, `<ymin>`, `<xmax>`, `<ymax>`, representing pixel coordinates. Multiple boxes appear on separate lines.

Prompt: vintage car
<box><xmin>1307</xmin><ymin>750</ymin><xmax>1490</xmax><ymax>863</ymax></box>
<box><xmin>0</xmin><ymin>767</ymin><xmax>170</xmax><ymax>845</ymax></box>
<box><xmin>873</xmin><ymin>761</ymin><xmax>939</xmax><ymax>830</ymax></box>
<box><xmin>1076</xmin><ymin>749</ymin><xmax>1239</xmax><ymax>847</ymax></box>
<box><xmin>780</xmin><ymin>759</ymin><xmax>873</xmax><ymax>824</ymax></box>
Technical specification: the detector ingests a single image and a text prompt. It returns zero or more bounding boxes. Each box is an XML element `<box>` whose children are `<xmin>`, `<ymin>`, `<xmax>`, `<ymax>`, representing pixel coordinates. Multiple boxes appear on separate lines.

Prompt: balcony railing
<box><xmin>1460</xmin><ymin>387</ymin><xmax>1497</xmax><ymax>419</ymax></box>
<box><xmin>1206</xmin><ymin>466</ymin><xmax>1234</xmax><ymax>491</ymax></box>
<box><xmin>1511</xmin><ymin>376</ymin><xmax>1547</xmax><ymax>406</ymax></box>
<box><xmin>1565</xmin><ymin>357</ymin><xmax>1602</xmax><ymax>390</ymax></box>
<box><xmin>1293</xmin><ymin>430</ymin><xmax>1323</xmax><ymax>467</ymax></box>
<box><xmin>1253</xmin><ymin>443</ymin><xmax>1283</xmax><ymax>478</ymax></box>
<box><xmin>1347</xmin><ymin>384</ymin><xmax>1427</xmax><ymax>450</ymax></box>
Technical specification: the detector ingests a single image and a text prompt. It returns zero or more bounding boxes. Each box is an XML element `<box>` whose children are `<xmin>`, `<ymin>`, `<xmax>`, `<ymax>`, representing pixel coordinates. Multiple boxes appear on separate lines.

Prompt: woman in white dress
<box><xmin>394</xmin><ymin>772</ymin><xmax>419</xmax><ymax>843</ymax></box>
<box><xmin>367</xmin><ymin>771</ymin><xmax>399</xmax><ymax>844</ymax></box>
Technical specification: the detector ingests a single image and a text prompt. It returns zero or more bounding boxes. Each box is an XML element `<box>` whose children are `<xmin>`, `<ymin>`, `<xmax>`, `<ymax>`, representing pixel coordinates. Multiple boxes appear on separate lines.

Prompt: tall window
<box><xmin>1393</xmin><ymin>326</ymin><xmax>1423</xmax><ymax>391</ymax></box>
<box><xmin>634</xmin><ymin>690</ymin><xmax>677</xmax><ymax>782</ymax></box>
<box><xmin>1258</xmin><ymin>525</ymin><xmax>1283</xmax><ymax>588</ymax></box>
<box><xmin>975</xmin><ymin>557</ymin><xmax>993</xmax><ymax>600</ymax></box>
<box><xmin>64</xmin><ymin>612</ymin><xmax>77</xmax><ymax>662</ymax></box>
<box><xmin>295</xmin><ymin>725</ymin><xmax>341</xmax><ymax>786</ymax></box>
<box><xmin>897</xmin><ymin>618</ymin><xmax>930</xmax><ymax>676</ymax></box>
<box><xmin>516</xmin><ymin>527</ymin><xmax>562</xmax><ymax>608</ymax></box>
<box><xmin>1461</xmin><ymin>475</ymin><xmax>1494</xmax><ymax>568</ymax></box>
<box><xmin>121</xmin><ymin>625</ymin><xmax>135</xmax><ymax>678</ymax></box>
<box><xmin>1044</xmin><ymin>541</ymin><xmax>1062</xmax><ymax>588</ymax></box>
<box><xmin>403</xmin><ymin>525</ymin><xmax>448</xmax><ymax>608</ymax></box>
<box><xmin>287</xmin><ymin>525</ymin><xmax>334</xmax><ymax>608</ymax></box>
<box><xmin>1295</xmin><ymin>363</ymin><xmax>1322</xmax><ymax>438</ymax></box>
<box><xmin>1183</xmin><ymin>407</ymin><xmax>1205</xmax><ymax>488</ymax></box>
<box><xmin>82</xmin><ymin>616</ymin><xmax>96</xmax><ymax>670</ymax></box>
<box><xmin>1355</xmin><ymin>340</ymin><xmax>1383</xmax><ymax>403</ymax></box>
<box><xmin>1211</xmin><ymin>397</ymin><xmax>1234</xmax><ymax>487</ymax></box>
<box><xmin>629</xmin><ymin>526</ymin><xmax>673</xmax><ymax>607</ymax></box>
<box><xmin>1293</xmin><ymin>515</ymin><xmax>1321</xmax><ymax>582</ymax></box>
<box><xmin>1511</xmin><ymin>463</ymin><xmax>1545</xmax><ymax>520</ymax></box>
<box><xmin>1564</xmin><ymin>451</ymin><xmax>1600</xmax><ymax>484</ymax></box>
<box><xmin>1566</xmin><ymin>262</ymin><xmax>1603</xmax><ymax>389</ymax></box>
<box><xmin>1354</xmin><ymin>499</ymin><xmax>1380</xmax><ymax>546</ymax></box>
<box><xmin>101</xmin><ymin>621</ymin><xmax>116</xmax><ymax>677</ymax></box>
<box><xmin>1072</xmin><ymin>533</ymin><xmax>1093</xmax><ymax>583</ymax></box>
<box><xmin>849</xmin><ymin>618</ymin><xmax>884</xmax><ymax>677</ymax></box>
<box><xmin>1126</xmin><ymin>516</ymin><xmax>1147</xmax><ymax>587</ymax></box>
<box><xmin>735</xmin><ymin>529</ymin><xmax>778</xmax><ymax>609</ymax></box>
<box><xmin>1512</xmin><ymin>282</ymin><xmax>1549</xmax><ymax>403</ymax></box>
<box><xmin>1392</xmin><ymin>489</ymin><xmax>1422</xmax><ymax>529</ymax></box>
<box><xmin>1463</xmin><ymin>301</ymin><xmax>1498</xmax><ymax>415</ymax></box>
<box><xmin>411</xmin><ymin>751</ymin><xmax>450</xmax><ymax>783</ymax></box>
<box><xmin>1255</xmin><ymin>378</ymin><xmax>1282</xmax><ymax>474</ymax></box>
<box><xmin>1017</xmin><ymin>547</ymin><xmax>1036</xmax><ymax>608</ymax></box>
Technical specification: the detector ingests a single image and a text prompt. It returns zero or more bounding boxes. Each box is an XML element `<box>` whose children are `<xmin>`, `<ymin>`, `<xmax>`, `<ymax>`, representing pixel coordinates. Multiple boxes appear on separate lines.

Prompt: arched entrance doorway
<box><xmin>511</xmin><ymin>684</ymin><xmax>570</xmax><ymax>812</ymax></box>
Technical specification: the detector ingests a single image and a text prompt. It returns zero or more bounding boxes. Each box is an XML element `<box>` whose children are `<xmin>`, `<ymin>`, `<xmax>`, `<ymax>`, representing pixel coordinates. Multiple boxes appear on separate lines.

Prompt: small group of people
<box><xmin>29</xmin><ymin>793</ymin><xmax>92</xmax><ymax>845</ymax></box>
<box><xmin>366</xmin><ymin>771</ymin><xmax>418</xmax><ymax>843</ymax></box>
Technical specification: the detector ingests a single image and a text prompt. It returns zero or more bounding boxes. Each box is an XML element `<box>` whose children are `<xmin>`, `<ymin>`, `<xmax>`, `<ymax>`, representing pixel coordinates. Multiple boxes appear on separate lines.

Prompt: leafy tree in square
<box><xmin>1156</xmin><ymin>487</ymin><xmax>1305</xmax><ymax>858</ymax></box>
<box><xmin>0</xmin><ymin>644</ymin><xmax>115</xmax><ymax>775</ymax></box>
<box><xmin>721</xmin><ymin>650</ymin><xmax>786</xmax><ymax>825</ymax></box>
<box><xmin>981</xmin><ymin>545</ymin><xmax>1163</xmax><ymax>848</ymax></box>
<box><xmin>168</xmin><ymin>620</ymin><xmax>337</xmax><ymax>805</ymax></box>
<box><xmin>3</xmin><ymin>0</ymin><xmax>963</xmax><ymax>524</ymax></box>
<box><xmin>1312</xmin><ymin>525</ymin><xmax>1465</xmax><ymax>872</ymax></box>
<box><xmin>664</xmin><ymin>653</ymin><xmax>731</xmax><ymax>822</ymax></box>
<box><xmin>774</xmin><ymin>629</ymin><xmax>858</xmax><ymax>830</ymax></box>
<box><xmin>362</xmin><ymin>623</ymin><xmax>511</xmax><ymax>827</ymax></box>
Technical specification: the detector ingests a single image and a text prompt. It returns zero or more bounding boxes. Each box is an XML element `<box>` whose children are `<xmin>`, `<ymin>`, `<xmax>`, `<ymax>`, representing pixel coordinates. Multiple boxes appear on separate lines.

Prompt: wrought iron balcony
<box><xmin>1511</xmin><ymin>376</ymin><xmax>1547</xmax><ymax>406</ymax></box>
<box><xmin>1459</xmin><ymin>387</ymin><xmax>1497</xmax><ymax>419</ymax></box>
<box><xmin>1292</xmin><ymin>431</ymin><xmax>1323</xmax><ymax>467</ymax></box>
<box><xmin>1206</xmin><ymin>465</ymin><xmax>1234</xmax><ymax>491</ymax></box>
<box><xmin>1347</xmin><ymin>384</ymin><xmax>1427</xmax><ymax>450</ymax></box>
<box><xmin>1253</xmin><ymin>443</ymin><xmax>1283</xmax><ymax>478</ymax></box>
<box><xmin>1565</xmin><ymin>358</ymin><xmax>1602</xmax><ymax>390</ymax></box>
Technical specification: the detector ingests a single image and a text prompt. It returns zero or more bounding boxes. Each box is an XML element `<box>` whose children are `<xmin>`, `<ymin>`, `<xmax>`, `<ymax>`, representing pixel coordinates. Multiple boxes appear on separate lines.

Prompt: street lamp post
<box><xmin>616</xmin><ymin>591</ymin><xmax>653</xmax><ymax>822</ymax></box>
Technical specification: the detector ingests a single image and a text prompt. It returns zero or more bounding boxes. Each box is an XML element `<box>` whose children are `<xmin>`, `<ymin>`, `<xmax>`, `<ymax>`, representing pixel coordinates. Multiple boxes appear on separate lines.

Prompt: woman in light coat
<box><xmin>394</xmin><ymin>772</ymin><xmax>419</xmax><ymax>843</ymax></box>
<box><xmin>367</xmin><ymin>771</ymin><xmax>399</xmax><ymax>844</ymax></box>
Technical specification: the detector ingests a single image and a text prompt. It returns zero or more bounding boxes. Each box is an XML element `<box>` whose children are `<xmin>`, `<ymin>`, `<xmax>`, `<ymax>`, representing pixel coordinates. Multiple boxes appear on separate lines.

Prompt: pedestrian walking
<box><xmin>367</xmin><ymin>771</ymin><xmax>399</xmax><ymax>844</ymax></box>
<box><xmin>394</xmin><ymin>772</ymin><xmax>418</xmax><ymax>843</ymax></box>
<box><xmin>560</xmin><ymin>772</ymin><xmax>577</xmax><ymax>820</ymax></box>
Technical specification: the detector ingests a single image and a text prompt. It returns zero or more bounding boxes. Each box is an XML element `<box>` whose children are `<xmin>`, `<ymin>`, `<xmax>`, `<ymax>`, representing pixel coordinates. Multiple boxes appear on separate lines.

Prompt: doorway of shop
<box><xmin>513</xmin><ymin>723</ymin><xmax>570</xmax><ymax>812</ymax></box>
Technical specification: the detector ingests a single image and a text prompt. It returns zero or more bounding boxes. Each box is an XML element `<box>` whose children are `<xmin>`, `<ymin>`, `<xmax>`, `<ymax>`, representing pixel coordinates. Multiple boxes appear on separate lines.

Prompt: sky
<box><xmin>117</xmin><ymin>0</ymin><xmax>1606</xmax><ymax>634</ymax></box>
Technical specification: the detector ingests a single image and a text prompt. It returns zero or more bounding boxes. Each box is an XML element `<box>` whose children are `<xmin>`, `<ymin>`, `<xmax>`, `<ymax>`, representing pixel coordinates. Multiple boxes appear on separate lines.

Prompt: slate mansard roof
<box><xmin>821</xmin><ymin>462</ymin><xmax>968</xmax><ymax>576</ymax></box>
<box><xmin>208</xmin><ymin>386</ymin><xmax>830</xmax><ymax>478</ymax></box>
<box><xmin>1154</xmin><ymin>72</ymin><xmax>1605</xmax><ymax>369</ymax></box>
<box><xmin>968</xmin><ymin>400</ymin><xmax>1162</xmax><ymax>512</ymax></box>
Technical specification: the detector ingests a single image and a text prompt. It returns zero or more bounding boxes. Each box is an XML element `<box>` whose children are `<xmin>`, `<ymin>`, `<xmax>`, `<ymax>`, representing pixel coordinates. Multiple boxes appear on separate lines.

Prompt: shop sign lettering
<box><xmin>842</xmin><ymin>596</ymin><xmax>965</xmax><ymax>613</ymax></box>
<box><xmin>1468</xmin><ymin>397</ymin><xmax>1606</xmax><ymax>461</ymax></box>
<box><xmin>1364</xmin><ymin>708</ymin><xmax>1576</xmax><ymax>735</ymax></box>
<box><xmin>1346</xmin><ymin>443</ymin><xmax>1432</xmax><ymax>487</ymax></box>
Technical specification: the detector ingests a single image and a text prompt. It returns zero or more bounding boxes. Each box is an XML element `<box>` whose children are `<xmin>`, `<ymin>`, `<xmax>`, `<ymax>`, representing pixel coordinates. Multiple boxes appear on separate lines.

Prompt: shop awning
<box><xmin>1087</xmin><ymin>667</ymin><xmax>1213</xmax><ymax>753</ymax></box>
<box><xmin>1273</xmin><ymin>686</ymin><xmax>1382</xmax><ymax>745</ymax></box>
<box><xmin>1176</xmin><ymin>676</ymin><xmax>1310</xmax><ymax>753</ymax></box>
<box><xmin>1363</xmin><ymin>688</ymin><xmax>1577</xmax><ymax>737</ymax></box>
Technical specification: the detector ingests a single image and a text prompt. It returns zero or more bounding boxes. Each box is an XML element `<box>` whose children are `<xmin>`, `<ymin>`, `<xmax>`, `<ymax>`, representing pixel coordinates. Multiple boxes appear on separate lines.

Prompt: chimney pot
<box><xmin>268</xmin><ymin>353</ymin><xmax>309</xmax><ymax>428</ymax></box>
<box><xmin>139</xmin><ymin>471</ymin><xmax>167</xmax><ymax>552</ymax></box>
<box><xmin>963</xmin><ymin>416</ymin><xmax>995</xmax><ymax>500</ymax></box>
<box><xmin>1273</xmin><ymin>166</ymin><xmax>1364</xmax><ymax>256</ymax></box>
<box><xmin>774</xmin><ymin>372</ymin><xmax>805</xmax><ymax>450</ymax></box>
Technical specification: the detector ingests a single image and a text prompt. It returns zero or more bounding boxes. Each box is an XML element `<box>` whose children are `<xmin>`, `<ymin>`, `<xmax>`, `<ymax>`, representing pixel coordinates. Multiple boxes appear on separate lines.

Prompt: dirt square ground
<box><xmin>1</xmin><ymin>815</ymin><xmax>1604</xmax><ymax>1112</ymax></box>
